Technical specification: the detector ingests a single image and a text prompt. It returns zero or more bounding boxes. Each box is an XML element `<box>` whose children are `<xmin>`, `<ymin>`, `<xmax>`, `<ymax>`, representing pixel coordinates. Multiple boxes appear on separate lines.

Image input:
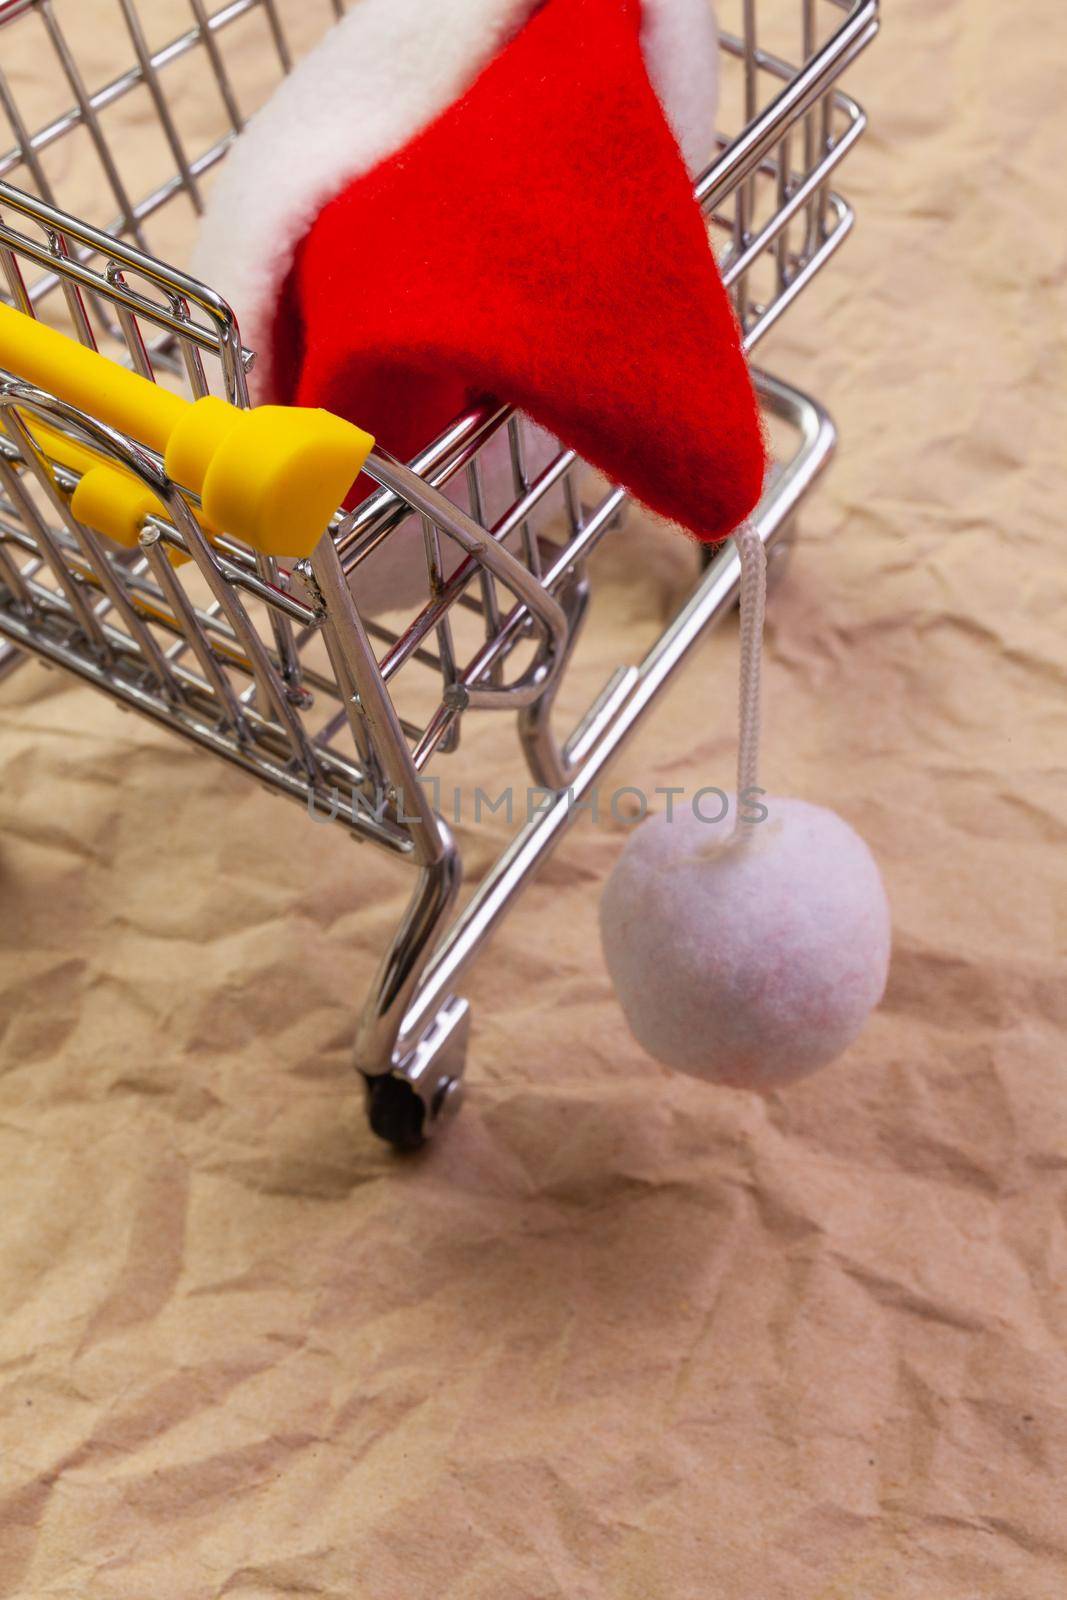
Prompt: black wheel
<box><xmin>365</xmin><ymin>1073</ymin><xmax>427</xmax><ymax>1151</ymax></box>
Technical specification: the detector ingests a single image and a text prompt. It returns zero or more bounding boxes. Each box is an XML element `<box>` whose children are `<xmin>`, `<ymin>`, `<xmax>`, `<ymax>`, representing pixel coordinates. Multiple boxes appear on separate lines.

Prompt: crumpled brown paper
<box><xmin>2</xmin><ymin>0</ymin><xmax>1067</xmax><ymax>1595</ymax></box>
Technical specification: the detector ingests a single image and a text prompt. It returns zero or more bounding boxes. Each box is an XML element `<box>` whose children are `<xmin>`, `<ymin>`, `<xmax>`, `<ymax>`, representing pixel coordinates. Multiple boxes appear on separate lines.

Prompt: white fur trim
<box><xmin>192</xmin><ymin>0</ymin><xmax>719</xmax><ymax>401</ymax></box>
<box><xmin>643</xmin><ymin>0</ymin><xmax>720</xmax><ymax>177</ymax></box>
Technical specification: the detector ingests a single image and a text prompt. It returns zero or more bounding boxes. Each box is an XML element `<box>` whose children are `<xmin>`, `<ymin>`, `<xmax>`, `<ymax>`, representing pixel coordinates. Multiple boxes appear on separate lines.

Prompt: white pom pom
<box><xmin>599</xmin><ymin>796</ymin><xmax>891</xmax><ymax>1089</ymax></box>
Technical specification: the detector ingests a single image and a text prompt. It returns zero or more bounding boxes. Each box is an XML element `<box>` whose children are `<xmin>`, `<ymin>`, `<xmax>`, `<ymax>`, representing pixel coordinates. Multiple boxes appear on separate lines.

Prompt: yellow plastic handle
<box><xmin>19</xmin><ymin>421</ymin><xmax>192</xmax><ymax>565</ymax></box>
<box><xmin>0</xmin><ymin>303</ymin><xmax>374</xmax><ymax>559</ymax></box>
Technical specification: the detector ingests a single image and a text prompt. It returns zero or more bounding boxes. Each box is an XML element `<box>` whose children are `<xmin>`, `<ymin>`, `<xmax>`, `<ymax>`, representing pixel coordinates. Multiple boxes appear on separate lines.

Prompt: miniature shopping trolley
<box><xmin>0</xmin><ymin>0</ymin><xmax>879</xmax><ymax>1146</ymax></box>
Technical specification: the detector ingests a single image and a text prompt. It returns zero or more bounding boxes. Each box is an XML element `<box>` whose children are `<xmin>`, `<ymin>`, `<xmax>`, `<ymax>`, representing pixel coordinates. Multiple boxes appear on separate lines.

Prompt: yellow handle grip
<box><xmin>0</xmin><ymin>301</ymin><xmax>186</xmax><ymax>450</ymax></box>
<box><xmin>20</xmin><ymin>422</ymin><xmax>195</xmax><ymax>564</ymax></box>
<box><xmin>0</xmin><ymin>303</ymin><xmax>374</xmax><ymax>559</ymax></box>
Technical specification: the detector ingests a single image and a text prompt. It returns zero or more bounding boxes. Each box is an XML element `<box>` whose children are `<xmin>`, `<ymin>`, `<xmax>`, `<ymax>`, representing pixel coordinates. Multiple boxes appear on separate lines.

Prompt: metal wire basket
<box><xmin>0</xmin><ymin>0</ymin><xmax>879</xmax><ymax>1146</ymax></box>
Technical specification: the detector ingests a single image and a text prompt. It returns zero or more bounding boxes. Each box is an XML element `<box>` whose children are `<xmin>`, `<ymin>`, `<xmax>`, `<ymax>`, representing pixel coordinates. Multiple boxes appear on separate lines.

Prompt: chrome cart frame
<box><xmin>0</xmin><ymin>0</ymin><xmax>878</xmax><ymax>1145</ymax></box>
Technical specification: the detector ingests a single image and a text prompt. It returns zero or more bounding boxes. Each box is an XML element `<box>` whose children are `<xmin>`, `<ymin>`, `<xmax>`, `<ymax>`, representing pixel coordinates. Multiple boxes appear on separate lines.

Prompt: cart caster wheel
<box><xmin>360</xmin><ymin>997</ymin><xmax>469</xmax><ymax>1149</ymax></box>
<box><xmin>365</xmin><ymin>1073</ymin><xmax>426</xmax><ymax>1150</ymax></box>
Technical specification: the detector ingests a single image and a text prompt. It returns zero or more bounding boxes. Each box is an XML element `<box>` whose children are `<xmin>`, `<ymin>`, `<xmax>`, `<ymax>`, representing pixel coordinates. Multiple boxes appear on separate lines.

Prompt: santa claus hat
<box><xmin>194</xmin><ymin>0</ymin><xmax>765</xmax><ymax>544</ymax></box>
<box><xmin>194</xmin><ymin>0</ymin><xmax>720</xmax><ymax>395</ymax></box>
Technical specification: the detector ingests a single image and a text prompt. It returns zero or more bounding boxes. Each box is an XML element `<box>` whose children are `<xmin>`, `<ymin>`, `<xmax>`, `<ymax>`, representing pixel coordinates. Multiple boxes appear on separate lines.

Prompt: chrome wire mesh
<box><xmin>0</xmin><ymin>0</ymin><xmax>875</xmax><ymax>813</ymax></box>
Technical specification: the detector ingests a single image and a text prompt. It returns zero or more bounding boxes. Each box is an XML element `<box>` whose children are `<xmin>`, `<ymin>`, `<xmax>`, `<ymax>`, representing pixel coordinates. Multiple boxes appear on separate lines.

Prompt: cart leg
<box><xmin>517</xmin><ymin>569</ymin><xmax>590</xmax><ymax>789</ymax></box>
<box><xmin>355</xmin><ymin>845</ymin><xmax>465</xmax><ymax>1150</ymax></box>
<box><xmin>363</xmin><ymin>995</ymin><xmax>469</xmax><ymax>1150</ymax></box>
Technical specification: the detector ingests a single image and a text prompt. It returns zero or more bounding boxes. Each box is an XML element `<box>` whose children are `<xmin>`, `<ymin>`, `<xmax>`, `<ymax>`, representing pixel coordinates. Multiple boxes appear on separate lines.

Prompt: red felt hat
<box><xmin>199</xmin><ymin>0</ymin><xmax>765</xmax><ymax>544</ymax></box>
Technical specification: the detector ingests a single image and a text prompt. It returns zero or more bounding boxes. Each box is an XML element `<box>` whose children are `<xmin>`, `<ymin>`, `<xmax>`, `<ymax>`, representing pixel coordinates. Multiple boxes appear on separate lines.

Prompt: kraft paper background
<box><xmin>1</xmin><ymin>0</ymin><xmax>1065</xmax><ymax>1596</ymax></box>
